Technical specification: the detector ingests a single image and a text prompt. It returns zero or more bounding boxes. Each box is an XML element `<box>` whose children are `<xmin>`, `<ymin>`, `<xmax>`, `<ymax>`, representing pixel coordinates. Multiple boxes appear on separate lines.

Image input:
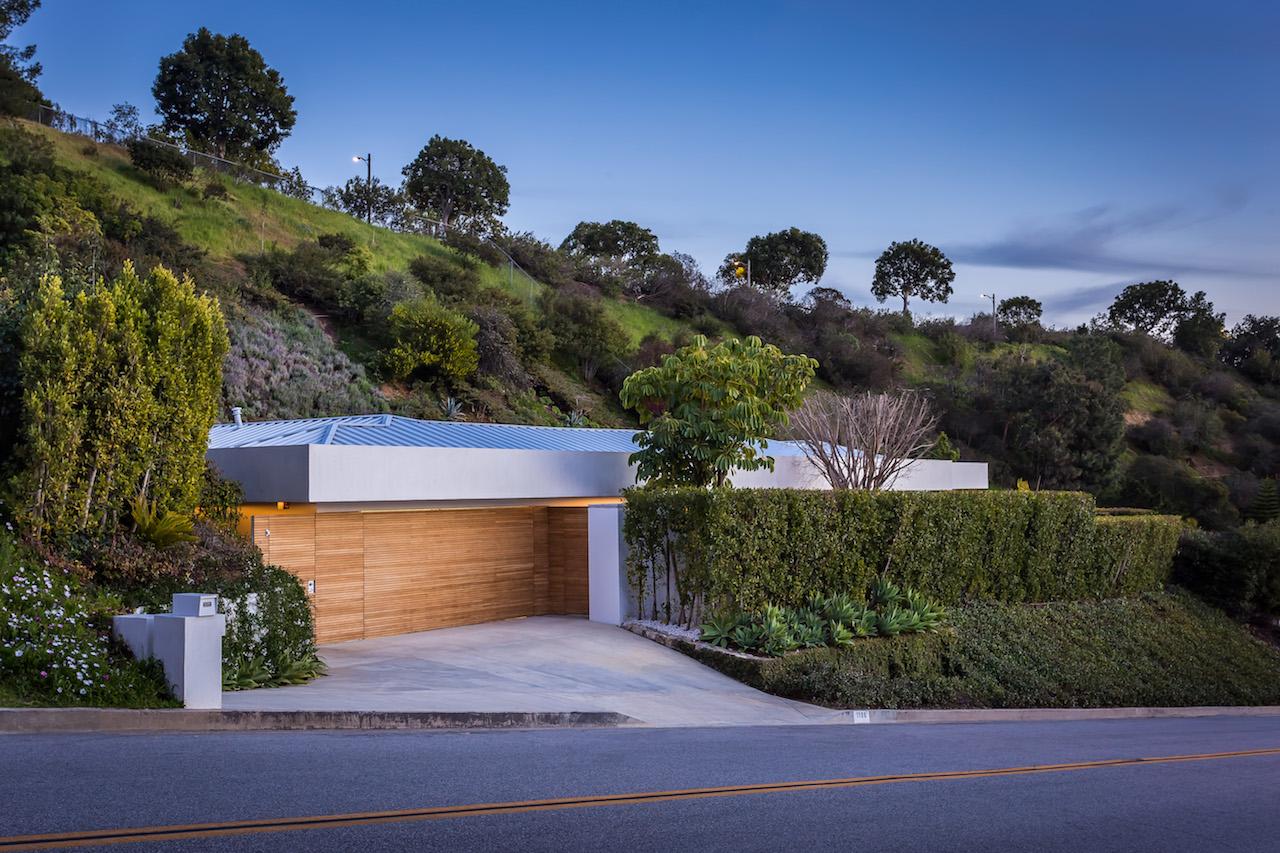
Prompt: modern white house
<box><xmin>207</xmin><ymin>414</ymin><xmax>988</xmax><ymax>642</ymax></box>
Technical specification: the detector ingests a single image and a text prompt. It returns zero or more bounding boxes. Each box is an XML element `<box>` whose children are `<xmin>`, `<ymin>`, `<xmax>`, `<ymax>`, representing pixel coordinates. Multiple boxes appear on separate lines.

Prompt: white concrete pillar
<box><xmin>112</xmin><ymin>593</ymin><xmax>226</xmax><ymax>709</ymax></box>
<box><xmin>587</xmin><ymin>503</ymin><xmax>631</xmax><ymax>625</ymax></box>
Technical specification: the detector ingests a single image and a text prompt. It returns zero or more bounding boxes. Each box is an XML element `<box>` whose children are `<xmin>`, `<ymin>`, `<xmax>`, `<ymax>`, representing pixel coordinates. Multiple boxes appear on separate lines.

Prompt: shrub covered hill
<box><xmin>7</xmin><ymin>118</ymin><xmax>1280</xmax><ymax>530</ymax></box>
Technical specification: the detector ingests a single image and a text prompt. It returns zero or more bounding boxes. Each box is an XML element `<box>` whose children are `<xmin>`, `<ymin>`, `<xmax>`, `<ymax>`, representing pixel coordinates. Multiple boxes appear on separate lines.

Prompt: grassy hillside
<box><xmin>24</xmin><ymin>120</ymin><xmax>702</xmax><ymax>427</ymax></box>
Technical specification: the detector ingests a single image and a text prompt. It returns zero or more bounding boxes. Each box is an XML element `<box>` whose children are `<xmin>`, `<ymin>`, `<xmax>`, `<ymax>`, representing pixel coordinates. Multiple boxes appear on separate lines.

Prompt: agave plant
<box><xmin>563</xmin><ymin>409</ymin><xmax>589</xmax><ymax>428</ymax></box>
<box><xmin>904</xmin><ymin>588</ymin><xmax>947</xmax><ymax>631</ymax></box>
<box><xmin>700</xmin><ymin>610</ymin><xmax>744</xmax><ymax>647</ymax></box>
<box><xmin>756</xmin><ymin>605</ymin><xmax>799</xmax><ymax>657</ymax></box>
<box><xmin>870</xmin><ymin>578</ymin><xmax>905</xmax><ymax>609</ymax></box>
<box><xmin>827</xmin><ymin>619</ymin><xmax>855</xmax><ymax>646</ymax></box>
<box><xmin>793</xmin><ymin>619</ymin><xmax>827</xmax><ymax>649</ymax></box>
<box><xmin>897</xmin><ymin>608</ymin><xmax>926</xmax><ymax>633</ymax></box>
<box><xmin>731</xmin><ymin>623</ymin><xmax>766</xmax><ymax>654</ymax></box>
<box><xmin>822</xmin><ymin>592</ymin><xmax>862</xmax><ymax>626</ymax></box>
<box><xmin>875</xmin><ymin>604</ymin><xmax>912</xmax><ymax>636</ymax></box>
<box><xmin>438</xmin><ymin>396</ymin><xmax>465</xmax><ymax>420</ymax></box>
<box><xmin>850</xmin><ymin>607</ymin><xmax>880</xmax><ymax>637</ymax></box>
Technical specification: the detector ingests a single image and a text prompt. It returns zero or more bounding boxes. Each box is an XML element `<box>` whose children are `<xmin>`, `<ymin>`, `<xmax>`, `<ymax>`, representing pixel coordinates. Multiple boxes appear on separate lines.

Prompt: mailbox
<box><xmin>172</xmin><ymin>593</ymin><xmax>218</xmax><ymax>617</ymax></box>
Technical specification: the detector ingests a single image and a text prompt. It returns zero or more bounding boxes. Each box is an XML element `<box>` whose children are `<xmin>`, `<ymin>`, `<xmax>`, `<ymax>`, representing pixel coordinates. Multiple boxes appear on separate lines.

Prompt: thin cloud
<box><xmin>1041</xmin><ymin>281</ymin><xmax>1131</xmax><ymax>315</ymax></box>
<box><xmin>835</xmin><ymin>194</ymin><xmax>1272</xmax><ymax>281</ymax></box>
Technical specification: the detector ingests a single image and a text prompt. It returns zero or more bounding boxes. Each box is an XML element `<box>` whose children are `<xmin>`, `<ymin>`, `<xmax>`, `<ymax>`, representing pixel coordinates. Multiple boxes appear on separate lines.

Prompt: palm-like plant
<box><xmin>129</xmin><ymin>495</ymin><xmax>197</xmax><ymax>547</ymax></box>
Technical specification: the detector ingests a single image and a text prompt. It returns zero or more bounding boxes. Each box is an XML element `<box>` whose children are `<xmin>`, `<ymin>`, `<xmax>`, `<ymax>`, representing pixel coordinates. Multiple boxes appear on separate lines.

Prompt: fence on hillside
<box><xmin>22</xmin><ymin>103</ymin><xmax>546</xmax><ymax>306</ymax></box>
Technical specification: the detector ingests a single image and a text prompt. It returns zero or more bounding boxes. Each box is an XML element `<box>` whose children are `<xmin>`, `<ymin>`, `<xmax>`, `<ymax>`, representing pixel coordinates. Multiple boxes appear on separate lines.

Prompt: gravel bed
<box><xmin>629</xmin><ymin>620</ymin><xmax>701</xmax><ymax>643</ymax></box>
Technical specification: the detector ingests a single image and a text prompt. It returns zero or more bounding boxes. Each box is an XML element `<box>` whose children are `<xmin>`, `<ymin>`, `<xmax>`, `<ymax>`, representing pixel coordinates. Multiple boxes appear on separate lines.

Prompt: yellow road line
<box><xmin>2</xmin><ymin>747</ymin><xmax>1277</xmax><ymax>851</ymax></box>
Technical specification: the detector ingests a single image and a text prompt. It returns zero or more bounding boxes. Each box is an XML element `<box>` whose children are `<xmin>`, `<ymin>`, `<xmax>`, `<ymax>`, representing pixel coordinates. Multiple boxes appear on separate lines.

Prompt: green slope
<box><xmin>27</xmin><ymin>121</ymin><xmax>686</xmax><ymax>343</ymax></box>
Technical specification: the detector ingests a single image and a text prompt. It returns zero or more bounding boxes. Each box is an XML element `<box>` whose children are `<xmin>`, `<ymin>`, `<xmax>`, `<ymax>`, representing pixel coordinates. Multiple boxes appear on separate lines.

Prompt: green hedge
<box><xmin>690</xmin><ymin>593</ymin><xmax>1280</xmax><ymax>709</ymax></box>
<box><xmin>1173</xmin><ymin>521</ymin><xmax>1280</xmax><ymax>619</ymax></box>
<box><xmin>624</xmin><ymin>488</ymin><xmax>1182</xmax><ymax>623</ymax></box>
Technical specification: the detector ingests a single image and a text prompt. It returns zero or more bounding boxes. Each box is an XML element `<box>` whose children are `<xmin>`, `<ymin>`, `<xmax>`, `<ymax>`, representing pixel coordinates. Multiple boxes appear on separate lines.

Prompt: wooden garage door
<box><xmin>362</xmin><ymin>508</ymin><xmax>542</xmax><ymax>637</ymax></box>
<box><xmin>252</xmin><ymin>506</ymin><xmax>590</xmax><ymax>642</ymax></box>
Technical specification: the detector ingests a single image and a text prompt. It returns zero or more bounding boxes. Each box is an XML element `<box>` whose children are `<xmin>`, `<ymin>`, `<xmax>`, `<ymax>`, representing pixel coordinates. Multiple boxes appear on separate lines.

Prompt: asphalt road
<box><xmin>2</xmin><ymin>716</ymin><xmax>1279</xmax><ymax>852</ymax></box>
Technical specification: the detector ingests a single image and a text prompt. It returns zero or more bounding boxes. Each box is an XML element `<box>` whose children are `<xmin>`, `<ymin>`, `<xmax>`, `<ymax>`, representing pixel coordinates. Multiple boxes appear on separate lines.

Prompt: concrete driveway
<box><xmin>222</xmin><ymin>616</ymin><xmax>839</xmax><ymax>727</ymax></box>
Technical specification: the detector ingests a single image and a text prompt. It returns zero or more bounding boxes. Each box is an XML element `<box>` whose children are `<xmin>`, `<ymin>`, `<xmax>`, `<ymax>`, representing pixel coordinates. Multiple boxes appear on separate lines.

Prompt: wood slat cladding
<box><xmin>253</xmin><ymin>515</ymin><xmax>316</xmax><ymax>587</ymax></box>
<box><xmin>249</xmin><ymin>506</ymin><xmax>592</xmax><ymax>642</ymax></box>
<box><xmin>548</xmin><ymin>508</ymin><xmax>590</xmax><ymax>615</ymax></box>
<box><xmin>361</xmin><ymin>508</ymin><xmax>541</xmax><ymax>637</ymax></box>
<box><xmin>532</xmin><ymin>507</ymin><xmax>550</xmax><ymax>615</ymax></box>
<box><xmin>313</xmin><ymin>513</ymin><xmax>365</xmax><ymax>644</ymax></box>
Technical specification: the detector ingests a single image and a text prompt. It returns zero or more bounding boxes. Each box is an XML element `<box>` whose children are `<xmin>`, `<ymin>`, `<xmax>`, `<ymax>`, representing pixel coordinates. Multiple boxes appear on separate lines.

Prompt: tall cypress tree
<box><xmin>1249</xmin><ymin>479</ymin><xmax>1280</xmax><ymax>523</ymax></box>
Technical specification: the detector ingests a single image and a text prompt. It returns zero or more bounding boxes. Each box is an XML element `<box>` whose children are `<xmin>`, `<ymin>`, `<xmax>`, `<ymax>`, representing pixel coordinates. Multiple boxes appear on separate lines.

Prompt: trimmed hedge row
<box><xmin>687</xmin><ymin>593</ymin><xmax>1280</xmax><ymax>709</ymax></box>
<box><xmin>624</xmin><ymin>488</ymin><xmax>1182</xmax><ymax>623</ymax></box>
<box><xmin>1173</xmin><ymin>521</ymin><xmax>1280</xmax><ymax>619</ymax></box>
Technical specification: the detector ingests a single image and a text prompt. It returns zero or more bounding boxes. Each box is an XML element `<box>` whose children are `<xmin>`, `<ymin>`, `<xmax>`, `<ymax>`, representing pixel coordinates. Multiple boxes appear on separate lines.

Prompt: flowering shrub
<box><xmin>0</xmin><ymin>533</ymin><xmax>173</xmax><ymax>707</ymax></box>
<box><xmin>221</xmin><ymin>305</ymin><xmax>386</xmax><ymax>421</ymax></box>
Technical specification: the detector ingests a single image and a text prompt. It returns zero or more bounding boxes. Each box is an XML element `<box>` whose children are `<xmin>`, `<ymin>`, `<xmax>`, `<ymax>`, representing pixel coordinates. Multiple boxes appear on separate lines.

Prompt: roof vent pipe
<box><xmin>231</xmin><ymin>406</ymin><xmax>243</xmax><ymax>428</ymax></box>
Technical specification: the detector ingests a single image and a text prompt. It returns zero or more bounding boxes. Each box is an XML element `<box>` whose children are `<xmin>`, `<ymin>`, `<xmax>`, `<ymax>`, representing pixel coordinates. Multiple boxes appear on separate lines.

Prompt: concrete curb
<box><xmin>0</xmin><ymin>708</ymin><xmax>636</xmax><ymax>734</ymax></box>
<box><xmin>829</xmin><ymin>706</ymin><xmax>1280</xmax><ymax>725</ymax></box>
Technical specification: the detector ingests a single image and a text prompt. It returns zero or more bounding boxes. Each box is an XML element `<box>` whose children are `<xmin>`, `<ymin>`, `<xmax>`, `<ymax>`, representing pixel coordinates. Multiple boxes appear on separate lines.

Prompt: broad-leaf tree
<box><xmin>321</xmin><ymin>176</ymin><xmax>403</xmax><ymax>228</ymax></box>
<box><xmin>560</xmin><ymin>219</ymin><xmax>659</xmax><ymax>293</ymax></box>
<box><xmin>1106</xmin><ymin>280</ymin><xmax>1187</xmax><ymax>338</ymax></box>
<box><xmin>1172</xmin><ymin>291</ymin><xmax>1225</xmax><ymax>358</ymax></box>
<box><xmin>0</xmin><ymin>0</ymin><xmax>43</xmax><ymax>114</ymax></box>
<box><xmin>620</xmin><ymin>335</ymin><xmax>816</xmax><ymax>487</ymax></box>
<box><xmin>717</xmin><ymin>228</ymin><xmax>828</xmax><ymax>299</ymax></box>
<box><xmin>804</xmin><ymin>286</ymin><xmax>853</xmax><ymax>312</ymax></box>
<box><xmin>540</xmin><ymin>288</ymin><xmax>630</xmax><ymax>382</ymax></box>
<box><xmin>561</xmin><ymin>220</ymin><xmax>659</xmax><ymax>266</ymax></box>
<box><xmin>152</xmin><ymin>28</ymin><xmax>297</xmax><ymax>162</ymax></box>
<box><xmin>1222</xmin><ymin>314</ymin><xmax>1280</xmax><ymax>382</ymax></box>
<box><xmin>996</xmin><ymin>295</ymin><xmax>1042</xmax><ymax>329</ymax></box>
<box><xmin>997</xmin><ymin>295</ymin><xmax>1043</xmax><ymax>342</ymax></box>
<box><xmin>871</xmin><ymin>238</ymin><xmax>955</xmax><ymax>318</ymax></box>
<box><xmin>401</xmin><ymin>135</ymin><xmax>509</xmax><ymax>234</ymax></box>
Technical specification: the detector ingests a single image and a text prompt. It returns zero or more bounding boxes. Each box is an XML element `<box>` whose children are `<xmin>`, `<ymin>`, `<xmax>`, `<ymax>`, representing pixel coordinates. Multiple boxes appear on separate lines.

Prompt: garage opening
<box><xmin>252</xmin><ymin>506</ymin><xmax>589</xmax><ymax>644</ymax></box>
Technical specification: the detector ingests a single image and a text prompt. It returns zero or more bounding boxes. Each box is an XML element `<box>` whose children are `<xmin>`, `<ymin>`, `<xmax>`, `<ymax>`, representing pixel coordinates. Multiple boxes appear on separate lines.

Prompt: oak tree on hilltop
<box><xmin>871</xmin><ymin>238</ymin><xmax>955</xmax><ymax>318</ymax></box>
<box><xmin>1106</xmin><ymin>280</ymin><xmax>1187</xmax><ymax>338</ymax></box>
<box><xmin>717</xmin><ymin>228</ymin><xmax>829</xmax><ymax>299</ymax></box>
<box><xmin>153</xmin><ymin>28</ymin><xmax>297</xmax><ymax>163</ymax></box>
<box><xmin>401</xmin><ymin>135</ymin><xmax>509</xmax><ymax>234</ymax></box>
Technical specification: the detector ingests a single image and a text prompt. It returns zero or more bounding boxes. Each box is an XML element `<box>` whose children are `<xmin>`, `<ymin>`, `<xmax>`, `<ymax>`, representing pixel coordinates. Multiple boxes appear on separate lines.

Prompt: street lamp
<box><xmin>730</xmin><ymin>255</ymin><xmax>751</xmax><ymax>289</ymax></box>
<box><xmin>352</xmin><ymin>153</ymin><xmax>372</xmax><ymax>224</ymax></box>
<box><xmin>980</xmin><ymin>292</ymin><xmax>997</xmax><ymax>338</ymax></box>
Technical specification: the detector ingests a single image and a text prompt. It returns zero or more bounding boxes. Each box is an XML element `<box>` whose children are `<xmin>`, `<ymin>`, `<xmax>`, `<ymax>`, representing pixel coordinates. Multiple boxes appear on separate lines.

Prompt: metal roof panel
<box><xmin>208</xmin><ymin>414</ymin><xmax>806</xmax><ymax>455</ymax></box>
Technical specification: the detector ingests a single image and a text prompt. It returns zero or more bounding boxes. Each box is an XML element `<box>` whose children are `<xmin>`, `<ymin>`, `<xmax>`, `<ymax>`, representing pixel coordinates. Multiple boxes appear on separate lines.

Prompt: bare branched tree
<box><xmin>790</xmin><ymin>390</ymin><xmax>939</xmax><ymax>490</ymax></box>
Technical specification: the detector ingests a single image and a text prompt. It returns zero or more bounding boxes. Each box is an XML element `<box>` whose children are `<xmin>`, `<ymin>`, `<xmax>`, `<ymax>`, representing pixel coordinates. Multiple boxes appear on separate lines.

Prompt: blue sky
<box><xmin>17</xmin><ymin>1</ymin><xmax>1279</xmax><ymax>324</ymax></box>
